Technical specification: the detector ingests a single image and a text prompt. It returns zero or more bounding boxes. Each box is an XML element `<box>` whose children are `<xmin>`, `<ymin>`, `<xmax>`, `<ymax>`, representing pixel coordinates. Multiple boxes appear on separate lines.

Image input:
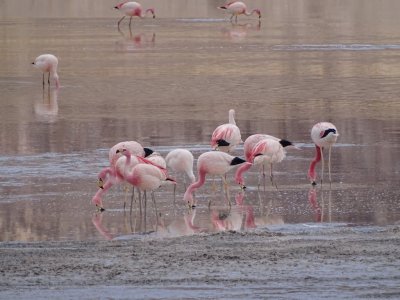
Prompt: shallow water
<box><xmin>0</xmin><ymin>0</ymin><xmax>400</xmax><ymax>242</ymax></box>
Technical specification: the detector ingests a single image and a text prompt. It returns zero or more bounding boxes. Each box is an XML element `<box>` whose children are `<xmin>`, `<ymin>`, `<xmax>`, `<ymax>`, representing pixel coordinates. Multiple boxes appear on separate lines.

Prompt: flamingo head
<box><xmin>114</xmin><ymin>1</ymin><xmax>127</xmax><ymax>9</ymax></box>
<box><xmin>97</xmin><ymin>177</ymin><xmax>104</xmax><ymax>189</ymax></box>
<box><xmin>253</xmin><ymin>9</ymin><xmax>261</xmax><ymax>19</ymax></box>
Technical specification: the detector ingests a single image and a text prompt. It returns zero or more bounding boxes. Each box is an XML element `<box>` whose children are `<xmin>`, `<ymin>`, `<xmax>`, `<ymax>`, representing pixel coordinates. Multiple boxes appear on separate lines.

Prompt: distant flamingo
<box><xmin>183</xmin><ymin>151</ymin><xmax>249</xmax><ymax>207</ymax></box>
<box><xmin>236</xmin><ymin>137</ymin><xmax>288</xmax><ymax>189</ymax></box>
<box><xmin>218</xmin><ymin>1</ymin><xmax>261</xmax><ymax>23</ymax></box>
<box><xmin>114</xmin><ymin>1</ymin><xmax>156</xmax><ymax>27</ymax></box>
<box><xmin>308</xmin><ymin>122</ymin><xmax>339</xmax><ymax>185</ymax></box>
<box><xmin>32</xmin><ymin>54</ymin><xmax>60</xmax><ymax>88</ymax></box>
<box><xmin>211</xmin><ymin>109</ymin><xmax>242</xmax><ymax>153</ymax></box>
<box><xmin>236</xmin><ymin>134</ymin><xmax>296</xmax><ymax>188</ymax></box>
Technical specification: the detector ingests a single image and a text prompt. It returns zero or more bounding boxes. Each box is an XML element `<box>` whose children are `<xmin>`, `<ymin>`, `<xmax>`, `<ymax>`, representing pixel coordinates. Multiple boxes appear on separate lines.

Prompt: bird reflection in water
<box><xmin>116</xmin><ymin>26</ymin><xmax>155</xmax><ymax>52</ymax></box>
<box><xmin>220</xmin><ymin>21</ymin><xmax>261</xmax><ymax>42</ymax></box>
<box><xmin>34</xmin><ymin>86</ymin><xmax>59</xmax><ymax>123</ymax></box>
<box><xmin>308</xmin><ymin>186</ymin><xmax>333</xmax><ymax>223</ymax></box>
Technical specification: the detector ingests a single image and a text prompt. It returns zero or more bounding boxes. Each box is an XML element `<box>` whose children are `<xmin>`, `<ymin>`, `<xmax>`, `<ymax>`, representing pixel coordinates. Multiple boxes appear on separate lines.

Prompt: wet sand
<box><xmin>1</xmin><ymin>225</ymin><xmax>400</xmax><ymax>299</ymax></box>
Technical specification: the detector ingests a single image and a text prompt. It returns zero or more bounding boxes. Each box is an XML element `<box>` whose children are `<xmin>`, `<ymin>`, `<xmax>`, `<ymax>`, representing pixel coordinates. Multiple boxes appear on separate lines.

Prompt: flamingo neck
<box><xmin>51</xmin><ymin>71</ymin><xmax>60</xmax><ymax>88</ymax></box>
<box><xmin>308</xmin><ymin>145</ymin><xmax>322</xmax><ymax>182</ymax></box>
<box><xmin>234</xmin><ymin>162</ymin><xmax>252</xmax><ymax>186</ymax></box>
<box><xmin>183</xmin><ymin>169</ymin><xmax>206</xmax><ymax>203</ymax></box>
<box><xmin>143</xmin><ymin>8</ymin><xmax>155</xmax><ymax>18</ymax></box>
<box><xmin>245</xmin><ymin>9</ymin><xmax>259</xmax><ymax>17</ymax></box>
<box><xmin>228</xmin><ymin>109</ymin><xmax>236</xmax><ymax>125</ymax></box>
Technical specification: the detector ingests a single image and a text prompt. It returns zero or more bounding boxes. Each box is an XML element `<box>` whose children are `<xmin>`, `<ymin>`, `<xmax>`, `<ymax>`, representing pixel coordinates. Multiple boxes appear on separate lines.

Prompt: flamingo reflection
<box><xmin>34</xmin><ymin>86</ymin><xmax>59</xmax><ymax>123</ymax></box>
<box><xmin>308</xmin><ymin>186</ymin><xmax>333</xmax><ymax>222</ymax></box>
<box><xmin>116</xmin><ymin>26</ymin><xmax>156</xmax><ymax>52</ymax></box>
<box><xmin>220</xmin><ymin>21</ymin><xmax>261</xmax><ymax>42</ymax></box>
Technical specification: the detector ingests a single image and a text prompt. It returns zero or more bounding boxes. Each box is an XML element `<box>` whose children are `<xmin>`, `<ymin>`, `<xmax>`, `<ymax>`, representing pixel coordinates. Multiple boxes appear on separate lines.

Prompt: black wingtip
<box><xmin>231</xmin><ymin>157</ymin><xmax>246</xmax><ymax>166</ymax></box>
<box><xmin>279</xmin><ymin>139</ymin><xmax>293</xmax><ymax>147</ymax></box>
<box><xmin>143</xmin><ymin>147</ymin><xmax>154</xmax><ymax>157</ymax></box>
<box><xmin>217</xmin><ymin>139</ymin><xmax>230</xmax><ymax>147</ymax></box>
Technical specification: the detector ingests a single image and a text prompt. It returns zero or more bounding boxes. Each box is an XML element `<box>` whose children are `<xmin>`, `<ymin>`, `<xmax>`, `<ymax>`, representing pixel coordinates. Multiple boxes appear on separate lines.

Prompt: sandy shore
<box><xmin>1</xmin><ymin>225</ymin><xmax>400</xmax><ymax>299</ymax></box>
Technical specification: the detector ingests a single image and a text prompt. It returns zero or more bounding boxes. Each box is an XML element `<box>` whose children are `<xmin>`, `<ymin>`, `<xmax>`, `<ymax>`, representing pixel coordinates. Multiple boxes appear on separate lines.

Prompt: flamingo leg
<box><xmin>328</xmin><ymin>146</ymin><xmax>333</xmax><ymax>187</ymax></box>
<box><xmin>144</xmin><ymin>191</ymin><xmax>147</xmax><ymax>232</ymax></box>
<box><xmin>151</xmin><ymin>192</ymin><xmax>158</xmax><ymax>231</ymax></box>
<box><xmin>117</xmin><ymin>16</ymin><xmax>125</xmax><ymax>27</ymax></box>
<box><xmin>129</xmin><ymin>187</ymin><xmax>135</xmax><ymax>215</ymax></box>
<box><xmin>320</xmin><ymin>147</ymin><xmax>325</xmax><ymax>187</ymax></box>
<box><xmin>230</xmin><ymin>14</ymin><xmax>234</xmax><ymax>21</ymax></box>
<box><xmin>47</xmin><ymin>73</ymin><xmax>50</xmax><ymax>85</ymax></box>
<box><xmin>129</xmin><ymin>16</ymin><xmax>132</xmax><ymax>27</ymax></box>
<box><xmin>270</xmin><ymin>163</ymin><xmax>278</xmax><ymax>190</ymax></box>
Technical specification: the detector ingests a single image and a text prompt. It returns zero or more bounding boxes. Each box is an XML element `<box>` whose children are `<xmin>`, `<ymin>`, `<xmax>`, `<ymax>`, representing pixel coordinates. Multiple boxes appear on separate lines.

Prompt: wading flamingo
<box><xmin>308</xmin><ymin>122</ymin><xmax>339</xmax><ymax>186</ymax></box>
<box><xmin>235</xmin><ymin>137</ymin><xmax>288</xmax><ymax>189</ymax></box>
<box><xmin>125</xmin><ymin>162</ymin><xmax>176</xmax><ymax>223</ymax></box>
<box><xmin>218</xmin><ymin>1</ymin><xmax>261</xmax><ymax>23</ymax></box>
<box><xmin>114</xmin><ymin>1</ymin><xmax>156</xmax><ymax>27</ymax></box>
<box><xmin>32</xmin><ymin>54</ymin><xmax>60</xmax><ymax>88</ymax></box>
<box><xmin>183</xmin><ymin>151</ymin><xmax>250</xmax><ymax>207</ymax></box>
<box><xmin>236</xmin><ymin>134</ymin><xmax>297</xmax><ymax>188</ymax></box>
<box><xmin>211</xmin><ymin>109</ymin><xmax>242</xmax><ymax>153</ymax></box>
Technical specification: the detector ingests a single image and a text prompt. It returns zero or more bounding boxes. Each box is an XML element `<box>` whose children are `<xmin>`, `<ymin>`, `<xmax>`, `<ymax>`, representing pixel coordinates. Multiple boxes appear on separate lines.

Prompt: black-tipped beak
<box><xmin>311</xmin><ymin>181</ymin><xmax>317</xmax><ymax>186</ymax></box>
<box><xmin>96</xmin><ymin>205</ymin><xmax>105</xmax><ymax>212</ymax></box>
<box><xmin>153</xmin><ymin>15</ymin><xmax>156</xmax><ymax>19</ymax></box>
<box><xmin>240</xmin><ymin>184</ymin><xmax>247</xmax><ymax>190</ymax></box>
<box><xmin>31</xmin><ymin>62</ymin><xmax>35</xmax><ymax>64</ymax></box>
<box><xmin>114</xmin><ymin>6</ymin><xmax>119</xmax><ymax>9</ymax></box>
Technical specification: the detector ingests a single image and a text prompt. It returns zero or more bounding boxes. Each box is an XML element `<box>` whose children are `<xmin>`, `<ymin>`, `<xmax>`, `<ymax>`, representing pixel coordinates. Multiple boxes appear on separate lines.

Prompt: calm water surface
<box><xmin>0</xmin><ymin>0</ymin><xmax>399</xmax><ymax>242</ymax></box>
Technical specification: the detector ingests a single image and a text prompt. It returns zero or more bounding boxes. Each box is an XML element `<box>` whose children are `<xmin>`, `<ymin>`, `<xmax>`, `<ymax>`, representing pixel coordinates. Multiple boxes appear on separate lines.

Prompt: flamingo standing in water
<box><xmin>114</xmin><ymin>1</ymin><xmax>156</xmax><ymax>27</ymax></box>
<box><xmin>211</xmin><ymin>109</ymin><xmax>242</xmax><ymax>153</ymax></box>
<box><xmin>32</xmin><ymin>54</ymin><xmax>60</xmax><ymax>88</ymax></box>
<box><xmin>183</xmin><ymin>151</ymin><xmax>249</xmax><ymax>207</ymax></box>
<box><xmin>236</xmin><ymin>134</ymin><xmax>297</xmax><ymax>188</ymax></box>
<box><xmin>235</xmin><ymin>137</ymin><xmax>289</xmax><ymax>189</ymax></box>
<box><xmin>308</xmin><ymin>122</ymin><xmax>339</xmax><ymax>186</ymax></box>
<box><xmin>218</xmin><ymin>1</ymin><xmax>261</xmax><ymax>23</ymax></box>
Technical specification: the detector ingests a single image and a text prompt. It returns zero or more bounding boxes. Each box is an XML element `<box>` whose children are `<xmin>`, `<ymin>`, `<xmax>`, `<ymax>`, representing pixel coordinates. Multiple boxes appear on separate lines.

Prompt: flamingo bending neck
<box><xmin>183</xmin><ymin>169</ymin><xmax>206</xmax><ymax>205</ymax></box>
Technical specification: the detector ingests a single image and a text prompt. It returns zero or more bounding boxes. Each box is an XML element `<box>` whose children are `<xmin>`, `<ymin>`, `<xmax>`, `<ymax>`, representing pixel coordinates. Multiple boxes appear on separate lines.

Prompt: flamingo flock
<box><xmin>91</xmin><ymin>108</ymin><xmax>339</xmax><ymax>212</ymax></box>
<box><xmin>29</xmin><ymin>2</ymin><xmax>341</xmax><ymax>224</ymax></box>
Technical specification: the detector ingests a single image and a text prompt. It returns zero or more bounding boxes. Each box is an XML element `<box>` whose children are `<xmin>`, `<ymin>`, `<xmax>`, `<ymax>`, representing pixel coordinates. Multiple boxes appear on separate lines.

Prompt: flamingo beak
<box><xmin>97</xmin><ymin>178</ymin><xmax>104</xmax><ymax>189</ymax></box>
<box><xmin>96</xmin><ymin>205</ymin><xmax>105</xmax><ymax>212</ymax></box>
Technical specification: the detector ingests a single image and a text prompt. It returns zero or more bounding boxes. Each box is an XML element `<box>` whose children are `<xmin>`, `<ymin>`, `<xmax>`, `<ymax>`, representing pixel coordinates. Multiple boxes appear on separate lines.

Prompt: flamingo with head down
<box><xmin>218</xmin><ymin>1</ymin><xmax>261</xmax><ymax>23</ymax></box>
<box><xmin>114</xmin><ymin>1</ymin><xmax>156</xmax><ymax>27</ymax></box>
<box><xmin>32</xmin><ymin>54</ymin><xmax>60</xmax><ymax>89</ymax></box>
<box><xmin>308</xmin><ymin>122</ymin><xmax>339</xmax><ymax>186</ymax></box>
<box><xmin>183</xmin><ymin>151</ymin><xmax>249</xmax><ymax>207</ymax></box>
<box><xmin>235</xmin><ymin>134</ymin><xmax>297</xmax><ymax>189</ymax></box>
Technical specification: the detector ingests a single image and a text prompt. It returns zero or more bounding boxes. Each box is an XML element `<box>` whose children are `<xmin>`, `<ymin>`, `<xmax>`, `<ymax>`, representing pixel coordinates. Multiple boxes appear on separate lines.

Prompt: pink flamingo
<box><xmin>211</xmin><ymin>109</ymin><xmax>242</xmax><ymax>153</ymax></box>
<box><xmin>125</xmin><ymin>162</ymin><xmax>176</xmax><ymax>223</ymax></box>
<box><xmin>166</xmin><ymin>148</ymin><xmax>195</xmax><ymax>198</ymax></box>
<box><xmin>108</xmin><ymin>140</ymin><xmax>153</xmax><ymax>169</ymax></box>
<box><xmin>236</xmin><ymin>138</ymin><xmax>288</xmax><ymax>189</ymax></box>
<box><xmin>236</xmin><ymin>134</ymin><xmax>296</xmax><ymax>188</ymax></box>
<box><xmin>114</xmin><ymin>1</ymin><xmax>156</xmax><ymax>27</ymax></box>
<box><xmin>183</xmin><ymin>151</ymin><xmax>250</xmax><ymax>207</ymax></box>
<box><xmin>32</xmin><ymin>54</ymin><xmax>60</xmax><ymax>89</ymax></box>
<box><xmin>218</xmin><ymin>1</ymin><xmax>261</xmax><ymax>23</ymax></box>
<box><xmin>308</xmin><ymin>122</ymin><xmax>339</xmax><ymax>186</ymax></box>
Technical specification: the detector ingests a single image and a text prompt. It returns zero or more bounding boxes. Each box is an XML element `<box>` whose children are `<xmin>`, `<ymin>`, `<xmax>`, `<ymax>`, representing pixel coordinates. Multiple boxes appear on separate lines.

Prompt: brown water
<box><xmin>0</xmin><ymin>0</ymin><xmax>399</xmax><ymax>242</ymax></box>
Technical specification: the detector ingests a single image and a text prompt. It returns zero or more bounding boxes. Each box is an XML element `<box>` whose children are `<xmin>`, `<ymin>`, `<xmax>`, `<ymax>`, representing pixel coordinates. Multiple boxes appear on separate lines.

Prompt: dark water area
<box><xmin>0</xmin><ymin>0</ymin><xmax>399</xmax><ymax>242</ymax></box>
